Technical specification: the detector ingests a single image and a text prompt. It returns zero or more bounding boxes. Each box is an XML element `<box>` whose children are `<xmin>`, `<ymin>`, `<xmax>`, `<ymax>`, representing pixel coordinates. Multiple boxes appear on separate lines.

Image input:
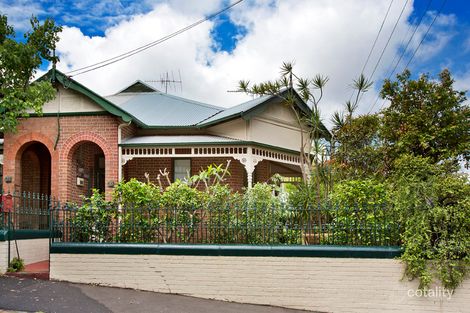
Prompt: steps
<box><xmin>5</xmin><ymin>260</ymin><xmax>49</xmax><ymax>280</ymax></box>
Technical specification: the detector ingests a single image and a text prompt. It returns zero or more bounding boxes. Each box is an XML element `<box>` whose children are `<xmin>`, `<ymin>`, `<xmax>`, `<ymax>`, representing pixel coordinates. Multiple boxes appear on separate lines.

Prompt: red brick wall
<box><xmin>192</xmin><ymin>157</ymin><xmax>246</xmax><ymax>192</ymax></box>
<box><xmin>124</xmin><ymin>157</ymin><xmax>246</xmax><ymax>192</ymax></box>
<box><xmin>3</xmin><ymin>115</ymin><xmax>119</xmax><ymax>202</ymax></box>
<box><xmin>19</xmin><ymin>143</ymin><xmax>52</xmax><ymax>195</ymax></box>
<box><xmin>69</xmin><ymin>141</ymin><xmax>105</xmax><ymax>204</ymax></box>
<box><xmin>254</xmin><ymin>160</ymin><xmax>270</xmax><ymax>184</ymax></box>
<box><xmin>124</xmin><ymin>158</ymin><xmax>173</xmax><ymax>189</ymax></box>
<box><xmin>21</xmin><ymin>149</ymin><xmax>41</xmax><ymax>194</ymax></box>
<box><xmin>120</xmin><ymin>123</ymin><xmax>138</xmax><ymax>140</ymax></box>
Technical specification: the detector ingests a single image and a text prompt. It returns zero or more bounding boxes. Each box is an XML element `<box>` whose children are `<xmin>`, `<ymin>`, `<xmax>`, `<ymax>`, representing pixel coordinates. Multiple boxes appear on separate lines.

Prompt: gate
<box><xmin>1</xmin><ymin>192</ymin><xmax>54</xmax><ymax>275</ymax></box>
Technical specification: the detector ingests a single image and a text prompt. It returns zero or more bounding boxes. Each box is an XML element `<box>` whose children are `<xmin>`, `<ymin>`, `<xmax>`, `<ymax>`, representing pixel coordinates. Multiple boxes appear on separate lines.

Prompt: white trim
<box><xmin>121</xmin><ymin>145</ymin><xmax>301</xmax><ymax>167</ymax></box>
<box><xmin>121</xmin><ymin>144</ymin><xmax>302</xmax><ymax>189</ymax></box>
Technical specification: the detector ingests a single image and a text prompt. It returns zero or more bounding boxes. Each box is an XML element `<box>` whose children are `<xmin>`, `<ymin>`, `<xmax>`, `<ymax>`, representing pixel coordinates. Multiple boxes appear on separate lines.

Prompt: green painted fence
<box><xmin>51</xmin><ymin>203</ymin><xmax>401</xmax><ymax>246</ymax></box>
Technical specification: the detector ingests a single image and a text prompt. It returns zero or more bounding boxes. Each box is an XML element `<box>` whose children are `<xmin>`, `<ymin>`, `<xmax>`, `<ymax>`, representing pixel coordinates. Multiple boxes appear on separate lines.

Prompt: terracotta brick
<box><xmin>3</xmin><ymin>115</ymin><xmax>119</xmax><ymax>202</ymax></box>
<box><xmin>124</xmin><ymin>157</ymin><xmax>247</xmax><ymax>192</ymax></box>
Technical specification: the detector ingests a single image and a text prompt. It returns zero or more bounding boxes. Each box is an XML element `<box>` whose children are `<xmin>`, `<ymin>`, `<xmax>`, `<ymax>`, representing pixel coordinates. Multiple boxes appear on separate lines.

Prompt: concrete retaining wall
<box><xmin>0</xmin><ymin>239</ymin><xmax>49</xmax><ymax>272</ymax></box>
<box><xmin>50</xmin><ymin>254</ymin><xmax>470</xmax><ymax>313</ymax></box>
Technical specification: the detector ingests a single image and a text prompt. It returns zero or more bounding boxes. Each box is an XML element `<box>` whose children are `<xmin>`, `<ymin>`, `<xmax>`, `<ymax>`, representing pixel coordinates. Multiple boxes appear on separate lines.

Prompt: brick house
<box><xmin>0</xmin><ymin>69</ymin><xmax>329</xmax><ymax>202</ymax></box>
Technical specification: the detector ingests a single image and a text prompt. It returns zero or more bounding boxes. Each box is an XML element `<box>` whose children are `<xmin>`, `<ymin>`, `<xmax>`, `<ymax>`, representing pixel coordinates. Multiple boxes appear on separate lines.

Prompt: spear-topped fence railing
<box><xmin>0</xmin><ymin>191</ymin><xmax>54</xmax><ymax>232</ymax></box>
<box><xmin>0</xmin><ymin>191</ymin><xmax>401</xmax><ymax>246</ymax></box>
<box><xmin>50</xmin><ymin>203</ymin><xmax>401</xmax><ymax>246</ymax></box>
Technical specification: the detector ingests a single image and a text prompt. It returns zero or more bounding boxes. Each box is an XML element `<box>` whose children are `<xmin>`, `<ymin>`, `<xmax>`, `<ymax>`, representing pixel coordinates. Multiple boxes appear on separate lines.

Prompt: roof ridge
<box><xmin>157</xmin><ymin>92</ymin><xmax>224</xmax><ymax>110</ymax></box>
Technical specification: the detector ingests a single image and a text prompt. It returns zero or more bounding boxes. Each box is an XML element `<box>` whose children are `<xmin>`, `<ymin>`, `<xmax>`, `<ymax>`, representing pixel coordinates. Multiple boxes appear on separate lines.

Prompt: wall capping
<box><xmin>0</xmin><ymin>230</ymin><xmax>51</xmax><ymax>241</ymax></box>
<box><xmin>50</xmin><ymin>243</ymin><xmax>402</xmax><ymax>258</ymax></box>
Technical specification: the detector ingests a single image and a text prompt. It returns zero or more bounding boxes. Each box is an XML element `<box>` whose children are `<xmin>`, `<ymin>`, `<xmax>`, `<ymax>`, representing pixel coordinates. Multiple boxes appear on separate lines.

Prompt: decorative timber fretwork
<box><xmin>121</xmin><ymin>145</ymin><xmax>301</xmax><ymax>188</ymax></box>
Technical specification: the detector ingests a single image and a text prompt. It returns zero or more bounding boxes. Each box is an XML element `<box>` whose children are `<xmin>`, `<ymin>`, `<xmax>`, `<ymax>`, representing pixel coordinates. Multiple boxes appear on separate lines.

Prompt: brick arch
<box><xmin>60</xmin><ymin>132</ymin><xmax>111</xmax><ymax>161</ymax></box>
<box><xmin>59</xmin><ymin>132</ymin><xmax>116</xmax><ymax>202</ymax></box>
<box><xmin>13</xmin><ymin>133</ymin><xmax>56</xmax><ymax>162</ymax></box>
<box><xmin>6</xmin><ymin>132</ymin><xmax>58</xmax><ymax>196</ymax></box>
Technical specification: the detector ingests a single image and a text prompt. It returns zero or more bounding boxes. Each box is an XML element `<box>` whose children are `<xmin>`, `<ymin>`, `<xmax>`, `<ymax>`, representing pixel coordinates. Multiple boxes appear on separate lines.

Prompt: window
<box><xmin>174</xmin><ymin>159</ymin><xmax>191</xmax><ymax>181</ymax></box>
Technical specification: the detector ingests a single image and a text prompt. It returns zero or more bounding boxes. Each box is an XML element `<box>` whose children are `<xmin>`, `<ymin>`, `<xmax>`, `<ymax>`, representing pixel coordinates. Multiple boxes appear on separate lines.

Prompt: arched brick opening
<box><xmin>14</xmin><ymin>141</ymin><xmax>52</xmax><ymax>195</ymax></box>
<box><xmin>67</xmin><ymin>141</ymin><xmax>105</xmax><ymax>204</ymax></box>
<box><xmin>4</xmin><ymin>133</ymin><xmax>57</xmax><ymax>196</ymax></box>
<box><xmin>59</xmin><ymin>133</ymin><xmax>115</xmax><ymax>203</ymax></box>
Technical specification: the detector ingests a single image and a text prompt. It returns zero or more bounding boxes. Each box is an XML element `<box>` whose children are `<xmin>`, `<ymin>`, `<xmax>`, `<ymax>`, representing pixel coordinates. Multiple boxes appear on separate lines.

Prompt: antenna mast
<box><xmin>146</xmin><ymin>70</ymin><xmax>183</xmax><ymax>94</ymax></box>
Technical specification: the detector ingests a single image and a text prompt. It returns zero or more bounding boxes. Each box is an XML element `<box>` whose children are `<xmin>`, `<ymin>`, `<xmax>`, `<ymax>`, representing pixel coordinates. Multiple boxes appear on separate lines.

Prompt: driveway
<box><xmin>0</xmin><ymin>276</ymin><xmax>316</xmax><ymax>313</ymax></box>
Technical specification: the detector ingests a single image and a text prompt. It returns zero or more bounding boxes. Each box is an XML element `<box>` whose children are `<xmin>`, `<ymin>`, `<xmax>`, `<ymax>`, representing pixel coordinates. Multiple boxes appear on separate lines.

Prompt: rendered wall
<box><xmin>0</xmin><ymin>239</ymin><xmax>49</xmax><ymax>273</ymax></box>
<box><xmin>50</xmin><ymin>254</ymin><xmax>470</xmax><ymax>313</ymax></box>
<box><xmin>0</xmin><ymin>241</ymin><xmax>7</xmax><ymax>273</ymax></box>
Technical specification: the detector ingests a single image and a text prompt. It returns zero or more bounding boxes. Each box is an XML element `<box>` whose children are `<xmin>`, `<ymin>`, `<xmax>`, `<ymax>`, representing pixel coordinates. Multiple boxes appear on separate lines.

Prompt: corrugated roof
<box><xmin>121</xmin><ymin>135</ymin><xmax>240</xmax><ymax>146</ymax></box>
<box><xmin>197</xmin><ymin>94</ymin><xmax>273</xmax><ymax>126</ymax></box>
<box><xmin>106</xmin><ymin>92</ymin><xmax>223</xmax><ymax>127</ymax></box>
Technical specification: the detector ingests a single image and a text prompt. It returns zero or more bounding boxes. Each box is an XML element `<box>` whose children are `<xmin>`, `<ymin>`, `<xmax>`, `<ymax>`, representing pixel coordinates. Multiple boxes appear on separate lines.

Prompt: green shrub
<box><xmin>240</xmin><ymin>183</ymin><xmax>302</xmax><ymax>244</ymax></box>
<box><xmin>390</xmin><ymin>155</ymin><xmax>470</xmax><ymax>290</ymax></box>
<box><xmin>69</xmin><ymin>190</ymin><xmax>113</xmax><ymax>242</ymax></box>
<box><xmin>326</xmin><ymin>179</ymin><xmax>399</xmax><ymax>246</ymax></box>
<box><xmin>7</xmin><ymin>257</ymin><xmax>24</xmax><ymax>272</ymax></box>
<box><xmin>113</xmin><ymin>179</ymin><xmax>162</xmax><ymax>243</ymax></box>
<box><xmin>113</xmin><ymin>178</ymin><xmax>161</xmax><ymax>208</ymax></box>
<box><xmin>156</xmin><ymin>181</ymin><xmax>205</xmax><ymax>243</ymax></box>
<box><xmin>205</xmin><ymin>184</ymin><xmax>241</xmax><ymax>243</ymax></box>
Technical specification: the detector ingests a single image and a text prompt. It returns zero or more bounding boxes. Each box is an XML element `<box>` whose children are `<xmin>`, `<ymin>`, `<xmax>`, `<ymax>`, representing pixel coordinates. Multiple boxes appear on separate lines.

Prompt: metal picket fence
<box><xmin>50</xmin><ymin>203</ymin><xmax>401</xmax><ymax>246</ymax></box>
<box><xmin>0</xmin><ymin>192</ymin><xmax>54</xmax><ymax>232</ymax></box>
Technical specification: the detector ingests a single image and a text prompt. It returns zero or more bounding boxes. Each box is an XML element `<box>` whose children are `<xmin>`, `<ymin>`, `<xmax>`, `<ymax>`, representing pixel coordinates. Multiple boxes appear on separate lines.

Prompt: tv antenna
<box><xmin>146</xmin><ymin>70</ymin><xmax>183</xmax><ymax>94</ymax></box>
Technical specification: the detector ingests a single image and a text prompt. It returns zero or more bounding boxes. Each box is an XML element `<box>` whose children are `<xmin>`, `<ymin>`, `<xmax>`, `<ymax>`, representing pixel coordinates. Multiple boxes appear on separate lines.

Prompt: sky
<box><xmin>1</xmin><ymin>0</ymin><xmax>469</xmax><ymax>128</ymax></box>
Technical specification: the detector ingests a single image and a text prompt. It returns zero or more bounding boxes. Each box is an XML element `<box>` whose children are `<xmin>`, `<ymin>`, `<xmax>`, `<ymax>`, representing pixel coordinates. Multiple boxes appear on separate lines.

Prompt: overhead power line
<box><xmin>367</xmin><ymin>0</ymin><xmax>410</xmax><ymax>83</ymax></box>
<box><xmin>368</xmin><ymin>0</ymin><xmax>433</xmax><ymax>113</ymax></box>
<box><xmin>66</xmin><ymin>0</ymin><xmax>245</xmax><ymax>77</ymax></box>
<box><xmin>386</xmin><ymin>0</ymin><xmax>433</xmax><ymax>80</ymax></box>
<box><xmin>360</xmin><ymin>0</ymin><xmax>395</xmax><ymax>76</ymax></box>
<box><xmin>377</xmin><ymin>0</ymin><xmax>448</xmax><ymax>110</ymax></box>
<box><xmin>355</xmin><ymin>0</ymin><xmax>409</xmax><ymax>111</ymax></box>
<box><xmin>403</xmin><ymin>0</ymin><xmax>447</xmax><ymax>69</ymax></box>
<box><xmin>348</xmin><ymin>0</ymin><xmax>394</xmax><ymax>103</ymax></box>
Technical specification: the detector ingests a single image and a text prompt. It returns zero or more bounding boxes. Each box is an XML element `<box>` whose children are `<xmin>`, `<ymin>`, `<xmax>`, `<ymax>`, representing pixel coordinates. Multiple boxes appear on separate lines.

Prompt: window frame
<box><xmin>172</xmin><ymin>158</ymin><xmax>192</xmax><ymax>182</ymax></box>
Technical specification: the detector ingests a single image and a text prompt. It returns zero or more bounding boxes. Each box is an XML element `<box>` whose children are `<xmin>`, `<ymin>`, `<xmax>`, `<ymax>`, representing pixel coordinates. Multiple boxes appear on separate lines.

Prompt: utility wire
<box><xmin>66</xmin><ymin>0</ymin><xmax>244</xmax><ymax>77</ymax></box>
<box><xmin>403</xmin><ymin>0</ymin><xmax>447</xmax><ymax>69</ymax></box>
<box><xmin>360</xmin><ymin>0</ymin><xmax>395</xmax><ymax>76</ymax></box>
<box><xmin>378</xmin><ymin>0</ymin><xmax>448</xmax><ymax>110</ymax></box>
<box><xmin>355</xmin><ymin>0</ymin><xmax>410</xmax><ymax>112</ymax></box>
<box><xmin>367</xmin><ymin>0</ymin><xmax>410</xmax><ymax>83</ymax></box>
<box><xmin>387</xmin><ymin>0</ymin><xmax>433</xmax><ymax>80</ymax></box>
<box><xmin>368</xmin><ymin>0</ymin><xmax>433</xmax><ymax>113</ymax></box>
<box><xmin>347</xmin><ymin>0</ymin><xmax>394</xmax><ymax>103</ymax></box>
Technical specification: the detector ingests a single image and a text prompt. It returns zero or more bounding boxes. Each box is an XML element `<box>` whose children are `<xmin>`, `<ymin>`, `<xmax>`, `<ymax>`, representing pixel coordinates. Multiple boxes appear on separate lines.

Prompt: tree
<box><xmin>380</xmin><ymin>69</ymin><xmax>470</xmax><ymax>170</ymax></box>
<box><xmin>332</xmin><ymin>114</ymin><xmax>383</xmax><ymax>178</ymax></box>
<box><xmin>330</xmin><ymin>74</ymin><xmax>378</xmax><ymax>178</ymax></box>
<box><xmin>0</xmin><ymin>15</ymin><xmax>62</xmax><ymax>133</ymax></box>
<box><xmin>237</xmin><ymin>62</ymin><xmax>330</xmax><ymax>184</ymax></box>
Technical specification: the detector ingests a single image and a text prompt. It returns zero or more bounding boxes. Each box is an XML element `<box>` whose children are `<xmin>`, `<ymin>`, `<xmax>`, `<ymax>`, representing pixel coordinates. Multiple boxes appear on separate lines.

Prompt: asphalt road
<box><xmin>0</xmin><ymin>276</ymin><xmax>315</xmax><ymax>313</ymax></box>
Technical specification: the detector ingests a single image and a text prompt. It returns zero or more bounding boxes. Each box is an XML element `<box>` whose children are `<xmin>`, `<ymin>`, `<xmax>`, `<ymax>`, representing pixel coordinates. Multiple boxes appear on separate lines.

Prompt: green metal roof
<box><xmin>106</xmin><ymin>92</ymin><xmax>223</xmax><ymax>127</ymax></box>
<box><xmin>121</xmin><ymin>135</ymin><xmax>239</xmax><ymax>146</ymax></box>
<box><xmin>33</xmin><ymin>70</ymin><xmax>331</xmax><ymax>139</ymax></box>
<box><xmin>119</xmin><ymin>135</ymin><xmax>301</xmax><ymax>155</ymax></box>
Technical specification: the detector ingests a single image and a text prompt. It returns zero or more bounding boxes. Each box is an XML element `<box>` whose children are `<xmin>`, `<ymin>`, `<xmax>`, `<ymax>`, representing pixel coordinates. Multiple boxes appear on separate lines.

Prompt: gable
<box><xmin>30</xmin><ymin>85</ymin><xmax>105</xmax><ymax>114</ymax></box>
<box><xmin>36</xmin><ymin>69</ymin><xmax>138</xmax><ymax>123</ymax></box>
<box><xmin>254</xmin><ymin>101</ymin><xmax>300</xmax><ymax>127</ymax></box>
<box><xmin>119</xmin><ymin>81</ymin><xmax>158</xmax><ymax>93</ymax></box>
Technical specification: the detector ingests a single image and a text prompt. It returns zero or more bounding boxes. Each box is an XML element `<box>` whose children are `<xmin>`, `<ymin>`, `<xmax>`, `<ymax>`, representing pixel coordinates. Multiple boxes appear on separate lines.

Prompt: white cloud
<box><xmin>0</xmin><ymin>0</ymin><xmax>44</xmax><ymax>31</ymax></box>
<box><xmin>454</xmin><ymin>70</ymin><xmax>470</xmax><ymax>94</ymax></box>
<box><xmin>51</xmin><ymin>0</ymin><xmax>456</xmax><ymax>128</ymax></box>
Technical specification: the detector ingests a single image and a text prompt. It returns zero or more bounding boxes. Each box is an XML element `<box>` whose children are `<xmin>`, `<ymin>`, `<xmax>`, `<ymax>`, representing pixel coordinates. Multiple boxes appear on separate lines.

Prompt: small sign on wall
<box><xmin>1</xmin><ymin>194</ymin><xmax>13</xmax><ymax>212</ymax></box>
<box><xmin>76</xmin><ymin>177</ymin><xmax>85</xmax><ymax>186</ymax></box>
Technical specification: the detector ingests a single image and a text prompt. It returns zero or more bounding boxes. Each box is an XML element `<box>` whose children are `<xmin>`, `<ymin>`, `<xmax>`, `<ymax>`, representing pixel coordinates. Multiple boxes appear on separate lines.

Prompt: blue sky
<box><xmin>409</xmin><ymin>0</ymin><xmax>470</xmax><ymax>80</ymax></box>
<box><xmin>1</xmin><ymin>0</ymin><xmax>469</xmax><ymax>118</ymax></box>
